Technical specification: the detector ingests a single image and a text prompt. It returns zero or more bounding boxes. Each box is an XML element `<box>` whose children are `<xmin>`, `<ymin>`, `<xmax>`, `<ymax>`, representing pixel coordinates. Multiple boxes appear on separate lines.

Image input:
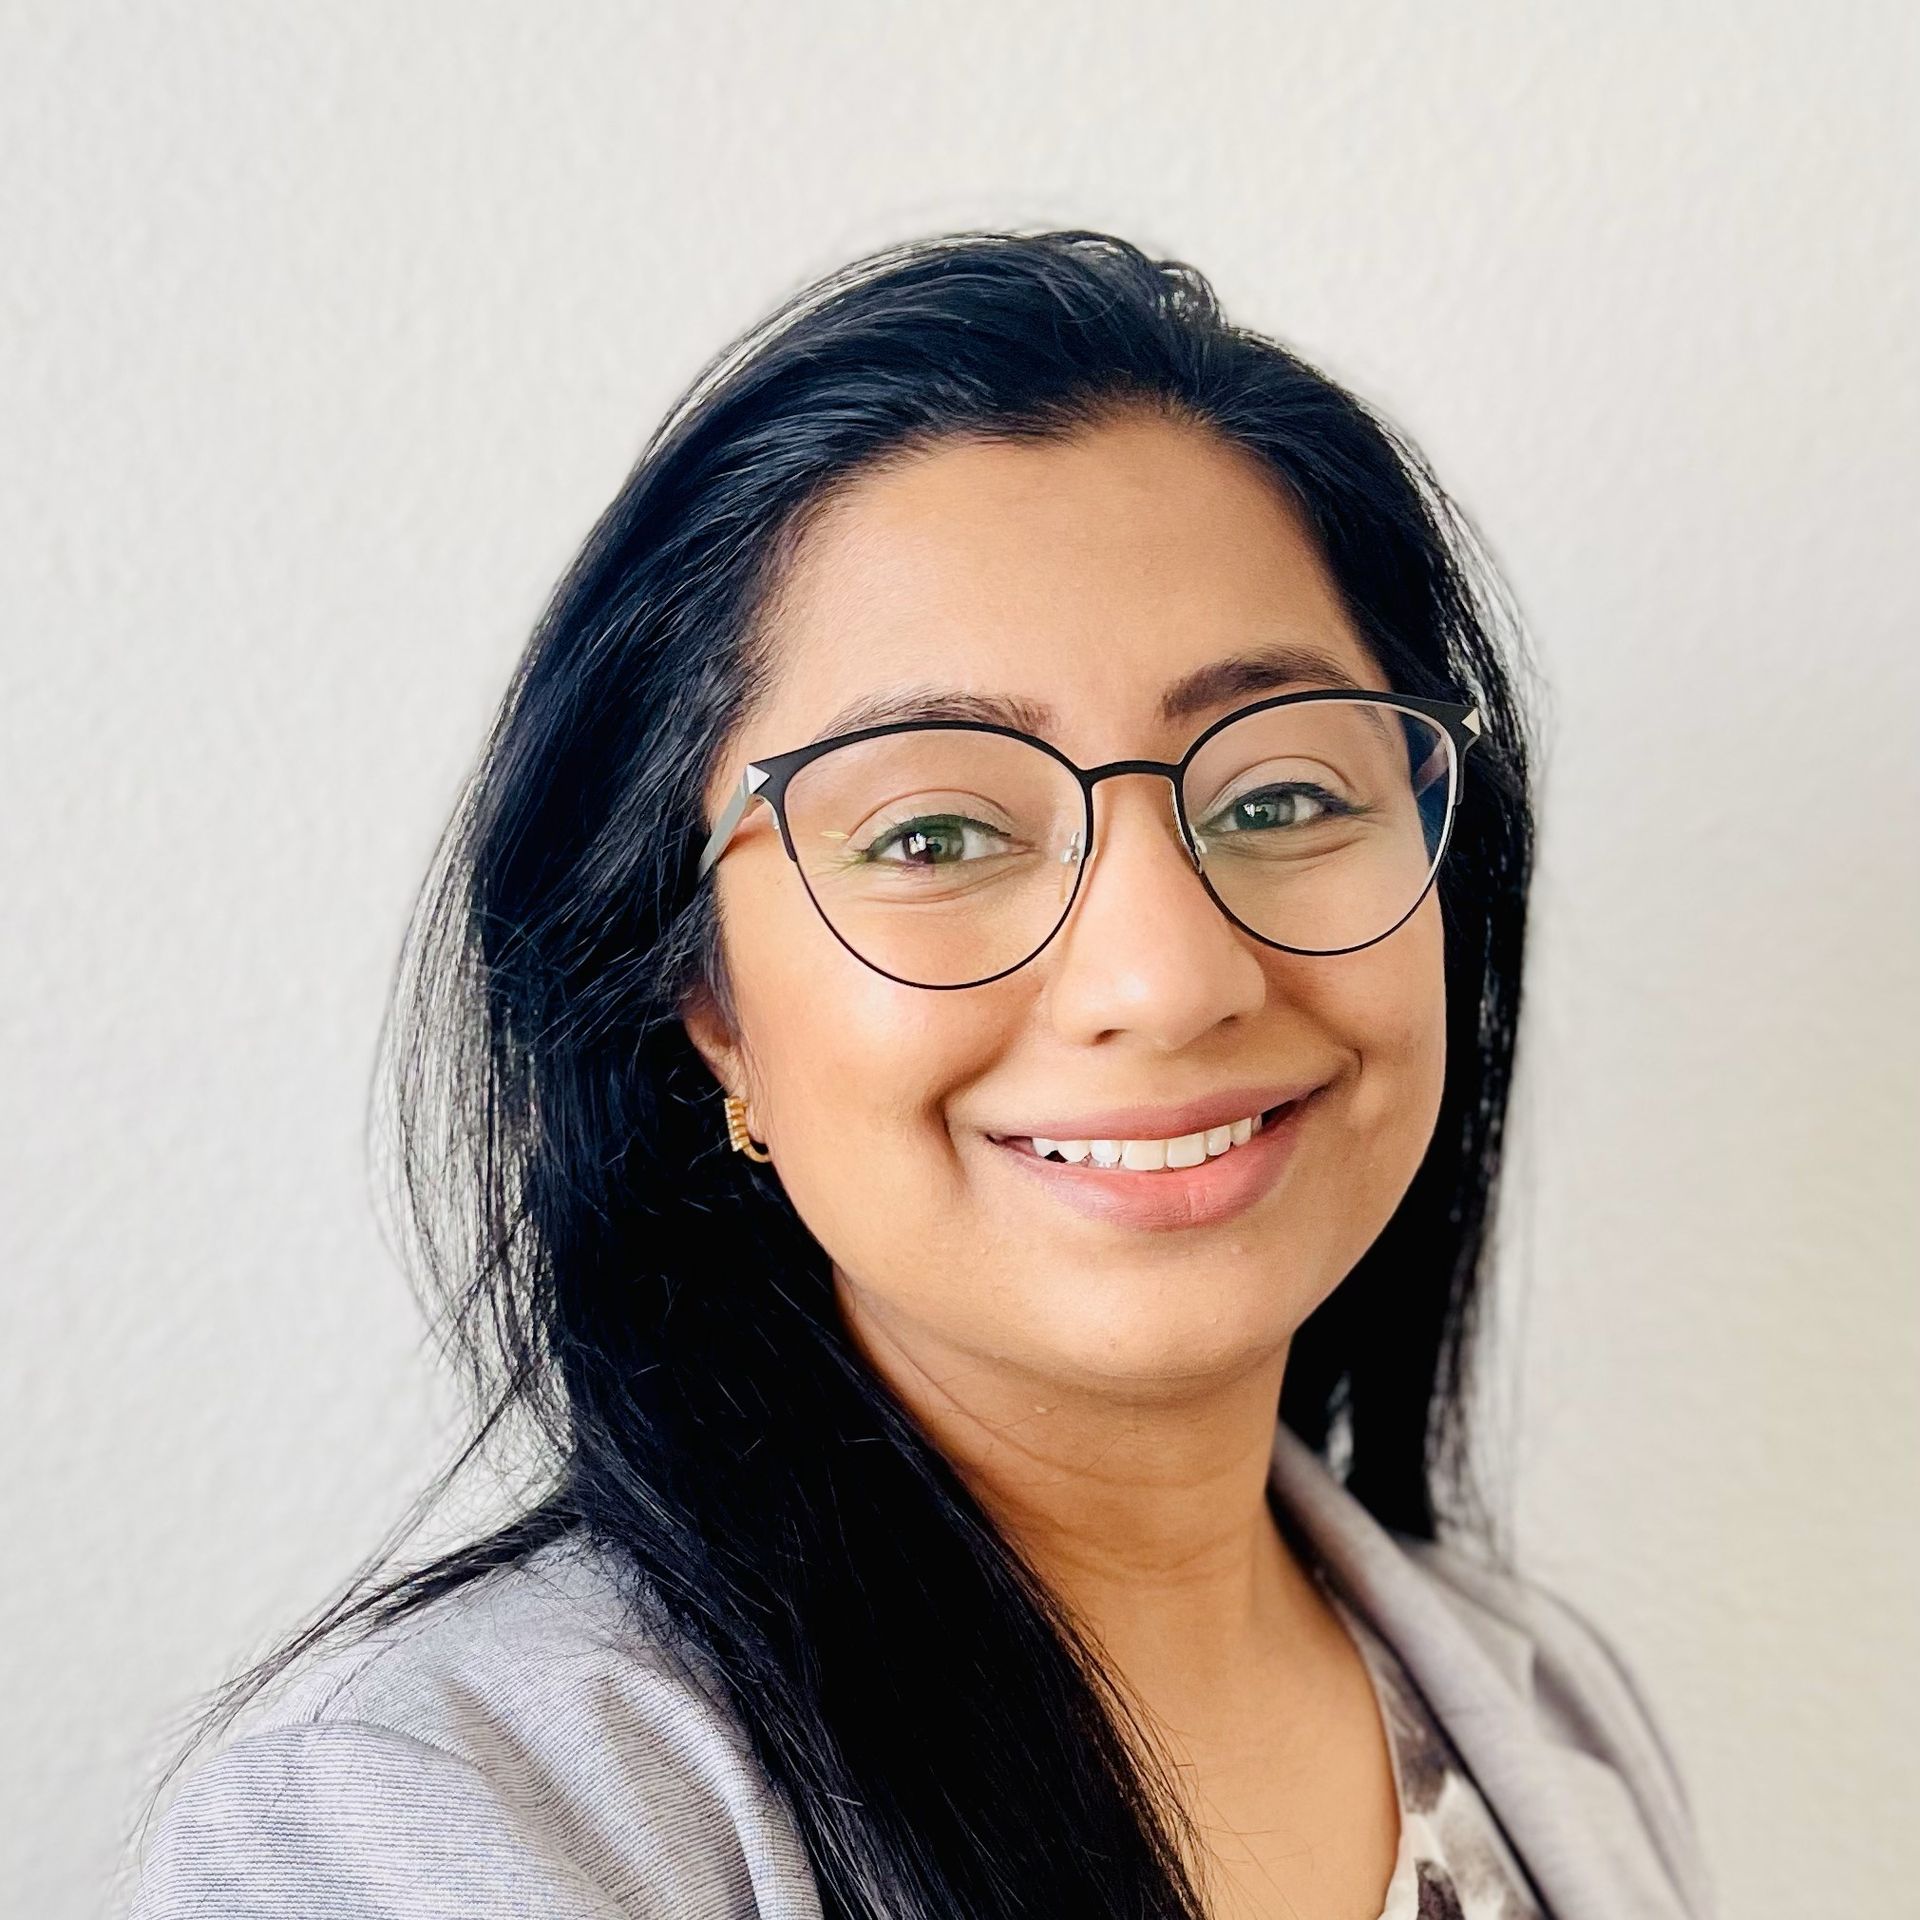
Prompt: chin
<box><xmin>1021</xmin><ymin>1272</ymin><xmax>1301</xmax><ymax>1383</ymax></box>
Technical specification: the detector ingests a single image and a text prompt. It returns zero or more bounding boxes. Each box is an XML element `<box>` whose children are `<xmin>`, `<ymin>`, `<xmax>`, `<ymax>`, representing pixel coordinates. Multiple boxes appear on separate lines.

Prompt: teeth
<box><xmin>1029</xmin><ymin>1138</ymin><xmax>1090</xmax><ymax>1163</ymax></box>
<box><xmin>1023</xmin><ymin>1108</ymin><xmax>1281</xmax><ymax>1171</ymax></box>
<box><xmin>1165</xmin><ymin>1131</ymin><xmax>1208</xmax><ymax>1169</ymax></box>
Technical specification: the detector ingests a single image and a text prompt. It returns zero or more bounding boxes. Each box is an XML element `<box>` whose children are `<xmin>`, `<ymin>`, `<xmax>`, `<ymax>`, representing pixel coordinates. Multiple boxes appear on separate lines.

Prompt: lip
<box><xmin>983</xmin><ymin>1087</ymin><xmax>1322</xmax><ymax>1233</ymax></box>
<box><xmin>983</xmin><ymin>1079</ymin><xmax>1327</xmax><ymax>1147</ymax></box>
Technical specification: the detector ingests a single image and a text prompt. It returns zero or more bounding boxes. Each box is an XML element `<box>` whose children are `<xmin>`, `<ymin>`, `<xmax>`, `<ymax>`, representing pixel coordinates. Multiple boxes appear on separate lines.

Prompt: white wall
<box><xmin>5</xmin><ymin>4</ymin><xmax>1913</xmax><ymax>1912</ymax></box>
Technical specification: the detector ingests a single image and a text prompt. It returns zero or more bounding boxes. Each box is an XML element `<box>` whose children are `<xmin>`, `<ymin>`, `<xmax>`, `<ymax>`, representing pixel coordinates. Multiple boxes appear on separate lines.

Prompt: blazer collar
<box><xmin>1266</xmin><ymin>1421</ymin><xmax>1679</xmax><ymax>1920</ymax></box>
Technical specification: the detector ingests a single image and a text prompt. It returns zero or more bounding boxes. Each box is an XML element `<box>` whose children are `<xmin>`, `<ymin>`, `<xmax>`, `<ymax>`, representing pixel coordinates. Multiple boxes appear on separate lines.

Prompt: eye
<box><xmin>860</xmin><ymin>814</ymin><xmax>1018</xmax><ymax>866</ymax></box>
<box><xmin>1203</xmin><ymin>784</ymin><xmax>1350</xmax><ymax>833</ymax></box>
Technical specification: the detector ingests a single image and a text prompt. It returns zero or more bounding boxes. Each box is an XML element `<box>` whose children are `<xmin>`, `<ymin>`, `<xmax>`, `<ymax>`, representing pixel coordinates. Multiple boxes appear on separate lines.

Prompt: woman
<box><xmin>127</xmin><ymin>229</ymin><xmax>1714</xmax><ymax>1920</ymax></box>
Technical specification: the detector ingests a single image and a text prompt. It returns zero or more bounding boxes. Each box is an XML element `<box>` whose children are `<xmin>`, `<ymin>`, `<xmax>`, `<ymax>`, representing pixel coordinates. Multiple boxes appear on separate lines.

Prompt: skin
<box><xmin>682</xmin><ymin>409</ymin><xmax>1447</xmax><ymax>1919</ymax></box>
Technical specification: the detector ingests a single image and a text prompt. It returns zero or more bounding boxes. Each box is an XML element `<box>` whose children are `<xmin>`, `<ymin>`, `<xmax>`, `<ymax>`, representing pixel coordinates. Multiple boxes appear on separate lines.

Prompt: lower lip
<box><xmin>984</xmin><ymin>1092</ymin><xmax>1319</xmax><ymax>1233</ymax></box>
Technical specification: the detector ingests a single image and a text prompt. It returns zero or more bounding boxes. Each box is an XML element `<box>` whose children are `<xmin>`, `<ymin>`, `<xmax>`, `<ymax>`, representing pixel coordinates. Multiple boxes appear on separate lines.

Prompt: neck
<box><xmin>833</xmin><ymin>1269</ymin><xmax>1334</xmax><ymax>1723</ymax></box>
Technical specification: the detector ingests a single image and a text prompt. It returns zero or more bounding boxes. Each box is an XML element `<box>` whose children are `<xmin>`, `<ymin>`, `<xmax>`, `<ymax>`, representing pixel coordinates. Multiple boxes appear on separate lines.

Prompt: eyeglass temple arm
<box><xmin>694</xmin><ymin>764</ymin><xmax>771</xmax><ymax>881</ymax></box>
<box><xmin>1396</xmin><ymin>705</ymin><xmax>1478</xmax><ymax>802</ymax></box>
<box><xmin>1415</xmin><ymin>706</ymin><xmax>1481</xmax><ymax>788</ymax></box>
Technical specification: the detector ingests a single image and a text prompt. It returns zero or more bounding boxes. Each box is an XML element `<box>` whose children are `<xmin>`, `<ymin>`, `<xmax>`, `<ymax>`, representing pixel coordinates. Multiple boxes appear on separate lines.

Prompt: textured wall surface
<box><xmin>5</xmin><ymin>4</ymin><xmax>1914</xmax><ymax>1913</ymax></box>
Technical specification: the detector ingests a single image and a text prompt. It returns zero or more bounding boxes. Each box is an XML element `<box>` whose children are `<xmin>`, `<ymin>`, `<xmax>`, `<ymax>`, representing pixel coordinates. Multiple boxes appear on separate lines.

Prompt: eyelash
<box><xmin>856</xmin><ymin>815</ymin><xmax>1020</xmax><ymax>865</ymax></box>
<box><xmin>1202</xmin><ymin>782</ymin><xmax>1358</xmax><ymax>833</ymax></box>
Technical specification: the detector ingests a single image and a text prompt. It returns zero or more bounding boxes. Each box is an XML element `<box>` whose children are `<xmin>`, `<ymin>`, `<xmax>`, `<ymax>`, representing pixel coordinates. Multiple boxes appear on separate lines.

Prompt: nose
<box><xmin>1040</xmin><ymin>773</ymin><xmax>1268</xmax><ymax>1048</ymax></box>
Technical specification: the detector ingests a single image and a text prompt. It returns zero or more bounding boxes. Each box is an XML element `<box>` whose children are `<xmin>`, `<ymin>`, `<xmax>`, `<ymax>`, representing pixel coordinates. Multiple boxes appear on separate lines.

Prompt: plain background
<box><xmin>5</xmin><ymin>4</ymin><xmax>1914</xmax><ymax>1914</ymax></box>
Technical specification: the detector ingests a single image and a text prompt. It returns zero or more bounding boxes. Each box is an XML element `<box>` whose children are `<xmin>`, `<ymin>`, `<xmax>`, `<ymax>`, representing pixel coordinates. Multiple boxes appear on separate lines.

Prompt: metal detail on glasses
<box><xmin>693</xmin><ymin>690</ymin><xmax>1484</xmax><ymax>990</ymax></box>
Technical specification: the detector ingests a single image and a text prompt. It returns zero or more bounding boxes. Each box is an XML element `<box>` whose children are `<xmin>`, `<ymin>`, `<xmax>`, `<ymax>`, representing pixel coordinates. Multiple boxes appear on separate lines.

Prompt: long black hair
<box><xmin>141</xmin><ymin>228</ymin><xmax>1537</xmax><ymax>1918</ymax></box>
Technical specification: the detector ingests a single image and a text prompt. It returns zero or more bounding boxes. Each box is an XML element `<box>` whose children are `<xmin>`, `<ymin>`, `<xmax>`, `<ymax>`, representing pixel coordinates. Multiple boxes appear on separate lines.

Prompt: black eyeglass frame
<box><xmin>693</xmin><ymin>688</ymin><xmax>1485</xmax><ymax>990</ymax></box>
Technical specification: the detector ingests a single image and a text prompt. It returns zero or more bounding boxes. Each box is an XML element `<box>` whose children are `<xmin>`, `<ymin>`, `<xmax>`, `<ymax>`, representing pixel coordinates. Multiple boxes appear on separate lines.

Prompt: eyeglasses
<box><xmin>693</xmin><ymin>689</ymin><xmax>1483</xmax><ymax>990</ymax></box>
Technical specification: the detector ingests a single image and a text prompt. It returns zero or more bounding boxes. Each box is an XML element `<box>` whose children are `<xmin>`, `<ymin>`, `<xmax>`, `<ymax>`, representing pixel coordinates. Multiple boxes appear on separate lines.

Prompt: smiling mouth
<box><xmin>991</xmin><ymin>1099</ymin><xmax>1302</xmax><ymax>1173</ymax></box>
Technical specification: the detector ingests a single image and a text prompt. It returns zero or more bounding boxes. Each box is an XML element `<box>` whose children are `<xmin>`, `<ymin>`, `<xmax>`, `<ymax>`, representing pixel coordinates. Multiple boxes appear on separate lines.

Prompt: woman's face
<box><xmin>684</xmin><ymin>411</ymin><xmax>1447</xmax><ymax>1405</ymax></box>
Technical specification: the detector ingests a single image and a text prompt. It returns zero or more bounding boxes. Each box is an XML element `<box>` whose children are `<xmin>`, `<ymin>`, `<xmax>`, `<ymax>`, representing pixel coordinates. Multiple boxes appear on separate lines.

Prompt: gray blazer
<box><xmin>126</xmin><ymin>1423</ymin><xmax>1716</xmax><ymax>1919</ymax></box>
<box><xmin>1268</xmin><ymin>1424</ymin><xmax>1715</xmax><ymax>1920</ymax></box>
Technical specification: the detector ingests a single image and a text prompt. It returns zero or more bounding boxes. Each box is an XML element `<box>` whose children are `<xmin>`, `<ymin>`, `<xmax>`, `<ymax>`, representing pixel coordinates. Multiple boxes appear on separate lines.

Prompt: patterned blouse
<box><xmin>1317</xmin><ymin>1570</ymin><xmax>1548</xmax><ymax>1919</ymax></box>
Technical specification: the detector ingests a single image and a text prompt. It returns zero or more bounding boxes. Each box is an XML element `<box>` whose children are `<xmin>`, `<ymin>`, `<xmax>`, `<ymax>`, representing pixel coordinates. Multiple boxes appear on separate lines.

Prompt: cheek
<box><xmin>1307</xmin><ymin>894</ymin><xmax>1448</xmax><ymax>1170</ymax></box>
<box><xmin>722</xmin><ymin>872</ymin><xmax>1007</xmax><ymax>1264</ymax></box>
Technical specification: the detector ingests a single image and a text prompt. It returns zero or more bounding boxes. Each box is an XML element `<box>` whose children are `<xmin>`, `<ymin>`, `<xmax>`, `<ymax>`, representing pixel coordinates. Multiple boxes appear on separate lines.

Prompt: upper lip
<box><xmin>984</xmin><ymin>1079</ymin><xmax>1327</xmax><ymax>1145</ymax></box>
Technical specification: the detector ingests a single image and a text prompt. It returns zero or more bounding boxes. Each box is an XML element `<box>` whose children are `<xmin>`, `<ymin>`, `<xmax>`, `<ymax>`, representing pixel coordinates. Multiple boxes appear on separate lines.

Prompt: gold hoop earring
<box><xmin>722</xmin><ymin>1093</ymin><xmax>772</xmax><ymax>1163</ymax></box>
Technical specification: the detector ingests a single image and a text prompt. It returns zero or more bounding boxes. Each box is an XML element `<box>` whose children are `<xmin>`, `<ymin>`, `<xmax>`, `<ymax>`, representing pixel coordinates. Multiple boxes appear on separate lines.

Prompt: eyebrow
<box><xmin>810</xmin><ymin>642</ymin><xmax>1369</xmax><ymax>744</ymax></box>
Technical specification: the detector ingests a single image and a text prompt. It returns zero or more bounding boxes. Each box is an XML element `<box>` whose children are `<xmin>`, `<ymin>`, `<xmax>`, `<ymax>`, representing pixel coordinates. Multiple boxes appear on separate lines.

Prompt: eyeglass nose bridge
<box><xmin>1067</xmin><ymin>755</ymin><xmax>1208</xmax><ymax>879</ymax></box>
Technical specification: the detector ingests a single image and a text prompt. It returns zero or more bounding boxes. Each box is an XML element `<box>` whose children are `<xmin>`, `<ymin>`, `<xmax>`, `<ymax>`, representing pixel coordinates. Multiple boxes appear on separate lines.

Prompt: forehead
<box><xmin>745</xmin><ymin>411</ymin><xmax>1385</xmax><ymax>760</ymax></box>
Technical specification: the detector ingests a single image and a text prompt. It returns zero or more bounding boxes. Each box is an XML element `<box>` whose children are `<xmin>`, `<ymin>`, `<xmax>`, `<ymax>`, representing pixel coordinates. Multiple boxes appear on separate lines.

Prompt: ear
<box><xmin>679</xmin><ymin>982</ymin><xmax>745</xmax><ymax>1102</ymax></box>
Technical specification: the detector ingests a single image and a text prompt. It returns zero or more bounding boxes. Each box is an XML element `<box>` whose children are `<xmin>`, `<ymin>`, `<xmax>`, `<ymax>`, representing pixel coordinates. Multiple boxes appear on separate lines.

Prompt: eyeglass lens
<box><xmin>781</xmin><ymin>699</ymin><xmax>1457</xmax><ymax>987</ymax></box>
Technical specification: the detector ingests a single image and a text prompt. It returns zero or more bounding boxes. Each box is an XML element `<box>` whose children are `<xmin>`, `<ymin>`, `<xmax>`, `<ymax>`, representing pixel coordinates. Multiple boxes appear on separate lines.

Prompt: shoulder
<box><xmin>1395</xmin><ymin>1531</ymin><xmax>1717</xmax><ymax>1919</ymax></box>
<box><xmin>128</xmin><ymin>1535</ymin><xmax>819</xmax><ymax>1919</ymax></box>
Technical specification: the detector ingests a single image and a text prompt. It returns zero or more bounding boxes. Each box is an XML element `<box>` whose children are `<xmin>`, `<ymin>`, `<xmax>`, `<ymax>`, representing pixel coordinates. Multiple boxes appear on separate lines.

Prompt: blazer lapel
<box><xmin>1266</xmin><ymin>1422</ymin><xmax>1674</xmax><ymax>1920</ymax></box>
